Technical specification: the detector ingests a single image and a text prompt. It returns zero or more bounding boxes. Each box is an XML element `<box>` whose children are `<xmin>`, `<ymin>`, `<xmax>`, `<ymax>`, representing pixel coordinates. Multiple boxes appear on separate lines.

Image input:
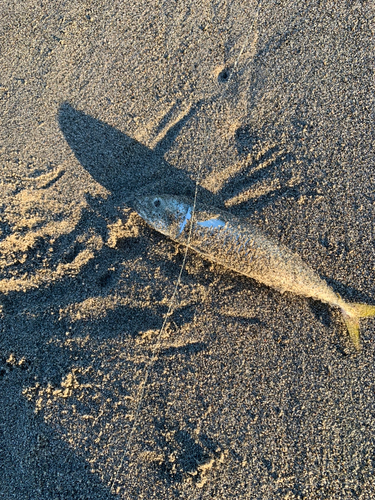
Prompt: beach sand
<box><xmin>1</xmin><ymin>1</ymin><xmax>375</xmax><ymax>498</ymax></box>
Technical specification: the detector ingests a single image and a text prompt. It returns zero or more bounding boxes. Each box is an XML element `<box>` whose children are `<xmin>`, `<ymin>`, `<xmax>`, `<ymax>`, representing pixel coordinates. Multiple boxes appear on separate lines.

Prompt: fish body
<box><xmin>133</xmin><ymin>194</ymin><xmax>375</xmax><ymax>350</ymax></box>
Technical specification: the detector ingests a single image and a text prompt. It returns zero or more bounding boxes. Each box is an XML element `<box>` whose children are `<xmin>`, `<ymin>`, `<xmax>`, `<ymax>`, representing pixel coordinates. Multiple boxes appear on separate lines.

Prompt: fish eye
<box><xmin>154</xmin><ymin>199</ymin><xmax>161</xmax><ymax>207</ymax></box>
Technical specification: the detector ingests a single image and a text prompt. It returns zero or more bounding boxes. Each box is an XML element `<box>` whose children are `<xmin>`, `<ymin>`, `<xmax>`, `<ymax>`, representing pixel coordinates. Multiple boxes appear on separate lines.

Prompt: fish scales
<box><xmin>175</xmin><ymin>203</ymin><xmax>338</xmax><ymax>304</ymax></box>
<box><xmin>133</xmin><ymin>194</ymin><xmax>375</xmax><ymax>350</ymax></box>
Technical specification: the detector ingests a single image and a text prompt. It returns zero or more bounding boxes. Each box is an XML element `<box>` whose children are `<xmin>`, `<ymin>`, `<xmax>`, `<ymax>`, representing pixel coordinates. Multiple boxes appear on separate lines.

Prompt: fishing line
<box><xmin>109</xmin><ymin>12</ymin><xmax>255</xmax><ymax>495</ymax></box>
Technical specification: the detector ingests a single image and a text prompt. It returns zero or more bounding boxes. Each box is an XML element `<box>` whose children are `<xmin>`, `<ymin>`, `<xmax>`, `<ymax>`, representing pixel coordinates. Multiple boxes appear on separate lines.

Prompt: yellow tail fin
<box><xmin>341</xmin><ymin>303</ymin><xmax>375</xmax><ymax>351</ymax></box>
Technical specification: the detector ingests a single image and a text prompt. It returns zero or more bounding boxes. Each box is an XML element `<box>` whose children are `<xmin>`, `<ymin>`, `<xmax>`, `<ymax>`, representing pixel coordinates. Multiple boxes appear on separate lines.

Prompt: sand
<box><xmin>1</xmin><ymin>1</ymin><xmax>375</xmax><ymax>498</ymax></box>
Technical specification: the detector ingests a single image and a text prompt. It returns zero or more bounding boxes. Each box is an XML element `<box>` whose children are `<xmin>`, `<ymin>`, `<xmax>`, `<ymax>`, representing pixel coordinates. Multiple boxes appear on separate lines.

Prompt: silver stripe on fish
<box><xmin>196</xmin><ymin>217</ymin><xmax>226</xmax><ymax>229</ymax></box>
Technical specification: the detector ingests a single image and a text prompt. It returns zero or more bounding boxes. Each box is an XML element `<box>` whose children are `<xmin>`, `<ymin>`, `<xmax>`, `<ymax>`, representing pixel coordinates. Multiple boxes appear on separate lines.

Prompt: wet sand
<box><xmin>1</xmin><ymin>1</ymin><xmax>375</xmax><ymax>498</ymax></box>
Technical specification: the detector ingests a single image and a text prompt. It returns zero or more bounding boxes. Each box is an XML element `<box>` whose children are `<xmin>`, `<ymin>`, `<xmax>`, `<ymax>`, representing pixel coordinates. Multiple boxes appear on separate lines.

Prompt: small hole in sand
<box><xmin>218</xmin><ymin>69</ymin><xmax>230</xmax><ymax>82</ymax></box>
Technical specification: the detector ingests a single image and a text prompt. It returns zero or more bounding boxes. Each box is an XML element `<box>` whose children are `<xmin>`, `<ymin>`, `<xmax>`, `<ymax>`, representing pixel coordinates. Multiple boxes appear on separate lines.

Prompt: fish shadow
<box><xmin>58</xmin><ymin>101</ymin><xmax>215</xmax><ymax>207</ymax></box>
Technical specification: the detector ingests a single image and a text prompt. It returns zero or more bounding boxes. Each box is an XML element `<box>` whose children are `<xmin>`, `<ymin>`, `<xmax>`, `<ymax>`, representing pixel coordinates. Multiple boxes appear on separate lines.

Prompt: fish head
<box><xmin>133</xmin><ymin>195</ymin><xmax>192</xmax><ymax>238</ymax></box>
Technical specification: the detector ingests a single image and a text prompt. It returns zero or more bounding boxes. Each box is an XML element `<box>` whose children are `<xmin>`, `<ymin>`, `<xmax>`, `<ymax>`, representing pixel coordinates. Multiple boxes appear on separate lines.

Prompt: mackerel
<box><xmin>133</xmin><ymin>194</ymin><xmax>375</xmax><ymax>350</ymax></box>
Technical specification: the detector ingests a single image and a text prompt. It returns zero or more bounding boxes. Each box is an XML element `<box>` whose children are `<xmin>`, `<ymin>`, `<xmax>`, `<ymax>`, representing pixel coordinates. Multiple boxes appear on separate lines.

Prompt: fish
<box><xmin>133</xmin><ymin>194</ymin><xmax>375</xmax><ymax>351</ymax></box>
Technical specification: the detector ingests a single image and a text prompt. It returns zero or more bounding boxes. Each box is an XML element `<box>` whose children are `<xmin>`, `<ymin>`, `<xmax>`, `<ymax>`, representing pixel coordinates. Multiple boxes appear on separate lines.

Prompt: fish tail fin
<box><xmin>340</xmin><ymin>303</ymin><xmax>375</xmax><ymax>351</ymax></box>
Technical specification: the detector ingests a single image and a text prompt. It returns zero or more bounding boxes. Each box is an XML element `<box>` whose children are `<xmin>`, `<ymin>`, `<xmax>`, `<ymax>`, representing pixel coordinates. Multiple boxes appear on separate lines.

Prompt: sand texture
<box><xmin>1</xmin><ymin>1</ymin><xmax>375</xmax><ymax>498</ymax></box>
